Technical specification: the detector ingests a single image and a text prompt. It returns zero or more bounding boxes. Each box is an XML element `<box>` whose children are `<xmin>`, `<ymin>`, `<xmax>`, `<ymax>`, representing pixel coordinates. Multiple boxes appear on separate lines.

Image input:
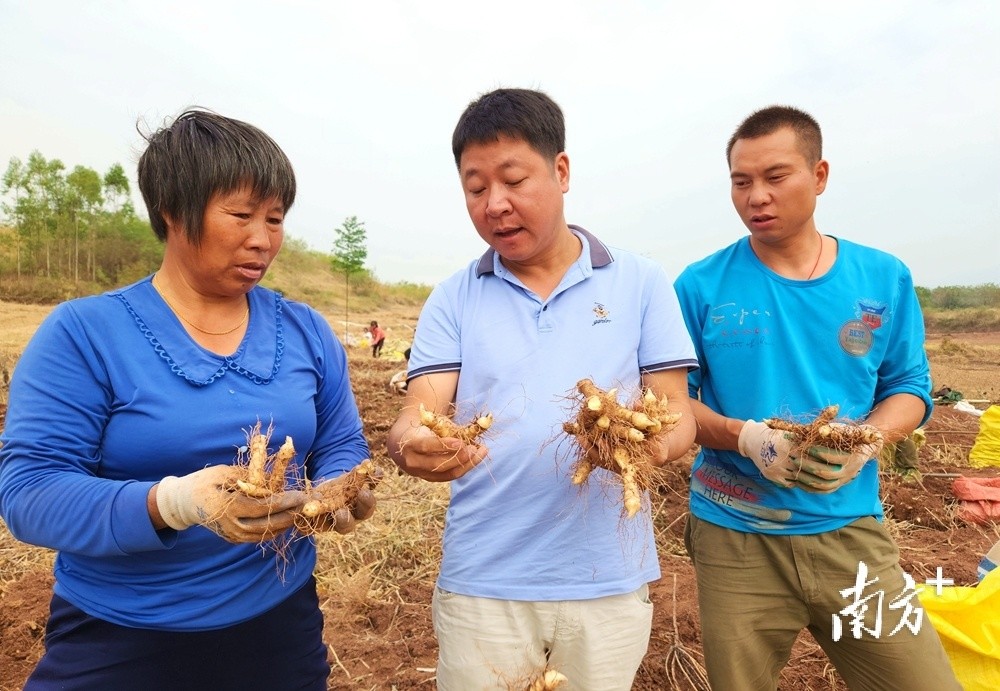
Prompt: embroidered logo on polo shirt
<box><xmin>592</xmin><ymin>303</ymin><xmax>611</xmax><ymax>325</ymax></box>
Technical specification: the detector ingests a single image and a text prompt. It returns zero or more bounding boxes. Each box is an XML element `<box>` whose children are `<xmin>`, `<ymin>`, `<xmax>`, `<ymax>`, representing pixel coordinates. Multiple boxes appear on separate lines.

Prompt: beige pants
<box><xmin>431</xmin><ymin>585</ymin><xmax>653</xmax><ymax>691</ymax></box>
<box><xmin>685</xmin><ymin>514</ymin><xmax>962</xmax><ymax>691</ymax></box>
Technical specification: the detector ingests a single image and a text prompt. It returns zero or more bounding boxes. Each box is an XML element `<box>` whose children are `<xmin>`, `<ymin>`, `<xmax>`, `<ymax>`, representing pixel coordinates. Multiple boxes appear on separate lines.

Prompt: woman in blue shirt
<box><xmin>0</xmin><ymin>109</ymin><xmax>374</xmax><ymax>690</ymax></box>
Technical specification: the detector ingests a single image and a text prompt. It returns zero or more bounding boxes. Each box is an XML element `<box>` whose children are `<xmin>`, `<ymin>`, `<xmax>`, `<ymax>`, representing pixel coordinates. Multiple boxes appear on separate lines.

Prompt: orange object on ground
<box><xmin>952</xmin><ymin>476</ymin><xmax>1000</xmax><ymax>524</ymax></box>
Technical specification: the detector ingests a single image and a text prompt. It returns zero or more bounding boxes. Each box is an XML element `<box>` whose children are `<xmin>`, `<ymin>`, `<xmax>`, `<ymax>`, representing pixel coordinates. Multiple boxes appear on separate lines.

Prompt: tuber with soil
<box><xmin>561</xmin><ymin>379</ymin><xmax>683</xmax><ymax>518</ymax></box>
<box><xmin>765</xmin><ymin>404</ymin><xmax>883</xmax><ymax>455</ymax></box>
<box><xmin>419</xmin><ymin>403</ymin><xmax>494</xmax><ymax>444</ymax></box>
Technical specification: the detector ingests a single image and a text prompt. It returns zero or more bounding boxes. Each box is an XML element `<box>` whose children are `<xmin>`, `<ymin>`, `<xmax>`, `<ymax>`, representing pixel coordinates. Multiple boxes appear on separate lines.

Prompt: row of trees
<box><xmin>1</xmin><ymin>151</ymin><xmax>161</xmax><ymax>286</ymax></box>
<box><xmin>3</xmin><ymin>151</ymin><xmax>993</xmax><ymax>315</ymax></box>
<box><xmin>16</xmin><ymin>148</ymin><xmax>988</xmax><ymax>315</ymax></box>
<box><xmin>916</xmin><ymin>284</ymin><xmax>1000</xmax><ymax>310</ymax></box>
<box><xmin>2</xmin><ymin>151</ymin><xmax>377</xmax><ymax>314</ymax></box>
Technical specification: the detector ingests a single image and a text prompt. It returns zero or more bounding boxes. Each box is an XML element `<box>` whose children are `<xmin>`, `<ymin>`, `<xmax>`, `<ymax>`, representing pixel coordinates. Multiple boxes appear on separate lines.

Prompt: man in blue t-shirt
<box><xmin>674</xmin><ymin>105</ymin><xmax>960</xmax><ymax>690</ymax></box>
<box><xmin>388</xmin><ymin>88</ymin><xmax>698</xmax><ymax>690</ymax></box>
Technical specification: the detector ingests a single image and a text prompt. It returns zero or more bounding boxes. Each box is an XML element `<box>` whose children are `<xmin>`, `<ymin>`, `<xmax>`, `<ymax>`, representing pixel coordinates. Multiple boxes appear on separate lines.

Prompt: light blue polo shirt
<box><xmin>409</xmin><ymin>225</ymin><xmax>697</xmax><ymax>601</ymax></box>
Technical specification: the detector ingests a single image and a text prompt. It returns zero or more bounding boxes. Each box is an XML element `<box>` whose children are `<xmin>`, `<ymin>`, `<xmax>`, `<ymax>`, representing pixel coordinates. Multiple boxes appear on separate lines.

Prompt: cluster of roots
<box><xmin>561</xmin><ymin>379</ymin><xmax>682</xmax><ymax>518</ymax></box>
<box><xmin>524</xmin><ymin>669</ymin><xmax>568</xmax><ymax>690</ymax></box>
<box><xmin>765</xmin><ymin>404</ymin><xmax>884</xmax><ymax>455</ymax></box>
<box><xmin>499</xmin><ymin>667</ymin><xmax>568</xmax><ymax>691</ymax></box>
<box><xmin>228</xmin><ymin>420</ymin><xmax>381</xmax><ymax>538</ymax></box>
<box><xmin>419</xmin><ymin>403</ymin><xmax>494</xmax><ymax>444</ymax></box>
<box><xmin>228</xmin><ymin>421</ymin><xmax>299</xmax><ymax>497</ymax></box>
<box><xmin>665</xmin><ymin>643</ymin><xmax>711</xmax><ymax>691</ymax></box>
<box><xmin>294</xmin><ymin>459</ymin><xmax>382</xmax><ymax>535</ymax></box>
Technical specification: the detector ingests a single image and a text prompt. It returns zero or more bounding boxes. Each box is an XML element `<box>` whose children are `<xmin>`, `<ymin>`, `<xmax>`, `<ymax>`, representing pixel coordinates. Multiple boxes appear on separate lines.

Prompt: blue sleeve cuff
<box><xmin>110</xmin><ymin>481</ymin><xmax>177</xmax><ymax>552</ymax></box>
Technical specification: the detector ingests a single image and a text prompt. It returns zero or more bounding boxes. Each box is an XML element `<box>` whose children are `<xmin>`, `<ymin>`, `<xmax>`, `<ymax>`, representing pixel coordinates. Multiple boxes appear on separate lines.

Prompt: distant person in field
<box><xmin>673</xmin><ymin>105</ymin><xmax>960</xmax><ymax>690</ymax></box>
<box><xmin>367</xmin><ymin>320</ymin><xmax>386</xmax><ymax>357</ymax></box>
<box><xmin>387</xmin><ymin>87</ymin><xmax>698</xmax><ymax>690</ymax></box>
<box><xmin>0</xmin><ymin>108</ymin><xmax>375</xmax><ymax>690</ymax></box>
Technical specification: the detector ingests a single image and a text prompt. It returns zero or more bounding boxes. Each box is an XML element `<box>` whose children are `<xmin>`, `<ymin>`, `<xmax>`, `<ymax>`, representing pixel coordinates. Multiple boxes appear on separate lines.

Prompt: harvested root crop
<box><xmin>230</xmin><ymin>421</ymin><xmax>297</xmax><ymax>497</ymax></box>
<box><xmin>419</xmin><ymin>403</ymin><xmax>494</xmax><ymax>444</ymax></box>
<box><xmin>765</xmin><ymin>405</ymin><xmax>883</xmax><ymax>454</ymax></box>
<box><xmin>561</xmin><ymin>379</ymin><xmax>683</xmax><ymax>518</ymax></box>
<box><xmin>294</xmin><ymin>459</ymin><xmax>382</xmax><ymax>535</ymax></box>
<box><xmin>525</xmin><ymin>669</ymin><xmax>568</xmax><ymax>691</ymax></box>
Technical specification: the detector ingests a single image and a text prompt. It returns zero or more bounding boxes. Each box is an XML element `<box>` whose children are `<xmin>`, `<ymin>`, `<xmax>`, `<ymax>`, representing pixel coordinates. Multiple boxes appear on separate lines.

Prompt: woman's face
<box><xmin>167</xmin><ymin>186</ymin><xmax>285</xmax><ymax>297</ymax></box>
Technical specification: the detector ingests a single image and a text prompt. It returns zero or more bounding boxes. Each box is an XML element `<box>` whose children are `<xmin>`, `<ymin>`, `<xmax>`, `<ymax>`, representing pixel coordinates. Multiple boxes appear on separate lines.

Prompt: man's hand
<box><xmin>392</xmin><ymin>424</ymin><xmax>488</xmax><ymax>482</ymax></box>
<box><xmin>794</xmin><ymin>424</ymin><xmax>884</xmax><ymax>493</ymax></box>
<box><xmin>154</xmin><ymin>465</ymin><xmax>302</xmax><ymax>543</ymax></box>
<box><xmin>737</xmin><ymin>420</ymin><xmax>799</xmax><ymax>488</ymax></box>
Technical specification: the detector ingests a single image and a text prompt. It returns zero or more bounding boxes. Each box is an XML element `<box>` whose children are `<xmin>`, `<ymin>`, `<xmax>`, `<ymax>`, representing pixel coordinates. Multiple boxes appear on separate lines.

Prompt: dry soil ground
<box><xmin>0</xmin><ymin>301</ymin><xmax>997</xmax><ymax>690</ymax></box>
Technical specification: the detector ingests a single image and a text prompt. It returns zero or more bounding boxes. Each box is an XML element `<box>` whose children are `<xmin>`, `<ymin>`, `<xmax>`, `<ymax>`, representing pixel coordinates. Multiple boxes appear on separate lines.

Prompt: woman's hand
<box><xmin>151</xmin><ymin>465</ymin><xmax>304</xmax><ymax>543</ymax></box>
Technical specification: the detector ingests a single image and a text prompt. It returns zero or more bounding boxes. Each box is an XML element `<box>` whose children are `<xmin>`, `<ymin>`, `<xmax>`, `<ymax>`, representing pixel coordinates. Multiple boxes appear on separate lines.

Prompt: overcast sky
<box><xmin>2</xmin><ymin>0</ymin><xmax>997</xmax><ymax>289</ymax></box>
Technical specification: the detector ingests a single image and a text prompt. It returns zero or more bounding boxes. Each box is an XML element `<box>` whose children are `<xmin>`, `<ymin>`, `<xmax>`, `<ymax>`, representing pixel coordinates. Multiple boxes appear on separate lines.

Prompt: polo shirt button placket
<box><xmin>538</xmin><ymin>303</ymin><xmax>553</xmax><ymax>333</ymax></box>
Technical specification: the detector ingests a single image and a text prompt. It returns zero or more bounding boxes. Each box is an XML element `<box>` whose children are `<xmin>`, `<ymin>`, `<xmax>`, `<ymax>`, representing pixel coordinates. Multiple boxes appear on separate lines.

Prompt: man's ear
<box><xmin>160</xmin><ymin>211</ymin><xmax>178</xmax><ymax>236</ymax></box>
<box><xmin>814</xmin><ymin>159</ymin><xmax>829</xmax><ymax>195</ymax></box>
<box><xmin>555</xmin><ymin>152</ymin><xmax>570</xmax><ymax>193</ymax></box>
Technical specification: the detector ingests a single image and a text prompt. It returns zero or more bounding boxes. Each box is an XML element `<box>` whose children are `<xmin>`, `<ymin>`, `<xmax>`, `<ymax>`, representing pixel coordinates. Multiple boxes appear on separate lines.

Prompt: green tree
<box><xmin>914</xmin><ymin>285</ymin><xmax>932</xmax><ymax>309</ymax></box>
<box><xmin>66</xmin><ymin>165</ymin><xmax>103</xmax><ymax>281</ymax></box>
<box><xmin>1</xmin><ymin>151</ymin><xmax>68</xmax><ymax>277</ymax></box>
<box><xmin>96</xmin><ymin>163</ymin><xmax>149</xmax><ymax>283</ymax></box>
<box><xmin>331</xmin><ymin>215</ymin><xmax>369</xmax><ymax>341</ymax></box>
<box><xmin>102</xmin><ymin>163</ymin><xmax>133</xmax><ymax>215</ymax></box>
<box><xmin>1</xmin><ymin>157</ymin><xmax>28</xmax><ymax>276</ymax></box>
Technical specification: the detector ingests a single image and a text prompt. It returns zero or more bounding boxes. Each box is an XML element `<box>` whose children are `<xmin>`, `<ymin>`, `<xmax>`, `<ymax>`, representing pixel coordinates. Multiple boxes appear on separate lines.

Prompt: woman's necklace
<box><xmin>152</xmin><ymin>277</ymin><xmax>249</xmax><ymax>336</ymax></box>
<box><xmin>805</xmin><ymin>233</ymin><xmax>824</xmax><ymax>280</ymax></box>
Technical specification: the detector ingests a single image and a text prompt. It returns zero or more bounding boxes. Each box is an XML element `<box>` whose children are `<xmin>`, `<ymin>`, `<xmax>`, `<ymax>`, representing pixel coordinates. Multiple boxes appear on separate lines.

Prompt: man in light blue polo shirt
<box><xmin>387</xmin><ymin>88</ymin><xmax>698</xmax><ymax>690</ymax></box>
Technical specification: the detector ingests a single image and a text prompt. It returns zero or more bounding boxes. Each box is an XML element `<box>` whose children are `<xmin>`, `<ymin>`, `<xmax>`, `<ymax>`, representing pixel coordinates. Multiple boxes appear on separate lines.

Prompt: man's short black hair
<box><xmin>452</xmin><ymin>88</ymin><xmax>565</xmax><ymax>168</ymax></box>
<box><xmin>726</xmin><ymin>105</ymin><xmax>822</xmax><ymax>167</ymax></box>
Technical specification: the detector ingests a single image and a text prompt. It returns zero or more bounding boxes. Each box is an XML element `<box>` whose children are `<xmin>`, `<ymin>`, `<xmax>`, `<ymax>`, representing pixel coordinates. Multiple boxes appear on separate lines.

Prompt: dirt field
<box><xmin>0</xmin><ymin>300</ymin><xmax>998</xmax><ymax>690</ymax></box>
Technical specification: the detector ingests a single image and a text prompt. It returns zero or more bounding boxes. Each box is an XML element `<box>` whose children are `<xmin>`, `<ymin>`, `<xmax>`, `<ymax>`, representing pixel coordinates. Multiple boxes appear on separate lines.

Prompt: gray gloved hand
<box><xmin>155</xmin><ymin>465</ymin><xmax>305</xmax><ymax>543</ymax></box>
<box><xmin>737</xmin><ymin>420</ymin><xmax>798</xmax><ymax>488</ymax></box>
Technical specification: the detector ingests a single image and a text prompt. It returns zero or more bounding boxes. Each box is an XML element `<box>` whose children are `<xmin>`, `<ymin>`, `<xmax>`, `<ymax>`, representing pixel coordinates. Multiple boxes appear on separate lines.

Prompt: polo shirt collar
<box><xmin>475</xmin><ymin>224</ymin><xmax>614</xmax><ymax>278</ymax></box>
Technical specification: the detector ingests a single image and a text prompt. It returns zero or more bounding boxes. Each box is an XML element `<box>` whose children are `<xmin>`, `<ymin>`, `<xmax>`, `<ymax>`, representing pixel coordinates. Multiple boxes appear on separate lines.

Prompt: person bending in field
<box><xmin>0</xmin><ymin>109</ymin><xmax>375</xmax><ymax>690</ymax></box>
<box><xmin>368</xmin><ymin>320</ymin><xmax>386</xmax><ymax>358</ymax></box>
<box><xmin>673</xmin><ymin>105</ymin><xmax>960</xmax><ymax>690</ymax></box>
<box><xmin>387</xmin><ymin>88</ymin><xmax>698</xmax><ymax>691</ymax></box>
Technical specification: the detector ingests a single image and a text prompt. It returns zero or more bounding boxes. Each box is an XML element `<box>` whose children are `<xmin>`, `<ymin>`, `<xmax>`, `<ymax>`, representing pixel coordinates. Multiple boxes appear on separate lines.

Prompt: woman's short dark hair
<box><xmin>451</xmin><ymin>88</ymin><xmax>565</xmax><ymax>168</ymax></box>
<box><xmin>137</xmin><ymin>108</ymin><xmax>296</xmax><ymax>243</ymax></box>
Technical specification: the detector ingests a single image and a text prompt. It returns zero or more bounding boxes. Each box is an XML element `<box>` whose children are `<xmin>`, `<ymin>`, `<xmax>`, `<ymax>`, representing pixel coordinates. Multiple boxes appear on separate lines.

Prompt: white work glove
<box><xmin>797</xmin><ymin>424</ymin><xmax>884</xmax><ymax>494</ymax></box>
<box><xmin>155</xmin><ymin>465</ymin><xmax>304</xmax><ymax>543</ymax></box>
<box><xmin>737</xmin><ymin>420</ymin><xmax>798</xmax><ymax>488</ymax></box>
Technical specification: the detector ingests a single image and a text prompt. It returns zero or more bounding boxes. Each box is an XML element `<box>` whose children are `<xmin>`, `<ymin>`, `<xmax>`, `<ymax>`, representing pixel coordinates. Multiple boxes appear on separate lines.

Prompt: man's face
<box><xmin>458</xmin><ymin>135</ymin><xmax>570</xmax><ymax>265</ymax></box>
<box><xmin>728</xmin><ymin>127</ymin><xmax>828</xmax><ymax>246</ymax></box>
